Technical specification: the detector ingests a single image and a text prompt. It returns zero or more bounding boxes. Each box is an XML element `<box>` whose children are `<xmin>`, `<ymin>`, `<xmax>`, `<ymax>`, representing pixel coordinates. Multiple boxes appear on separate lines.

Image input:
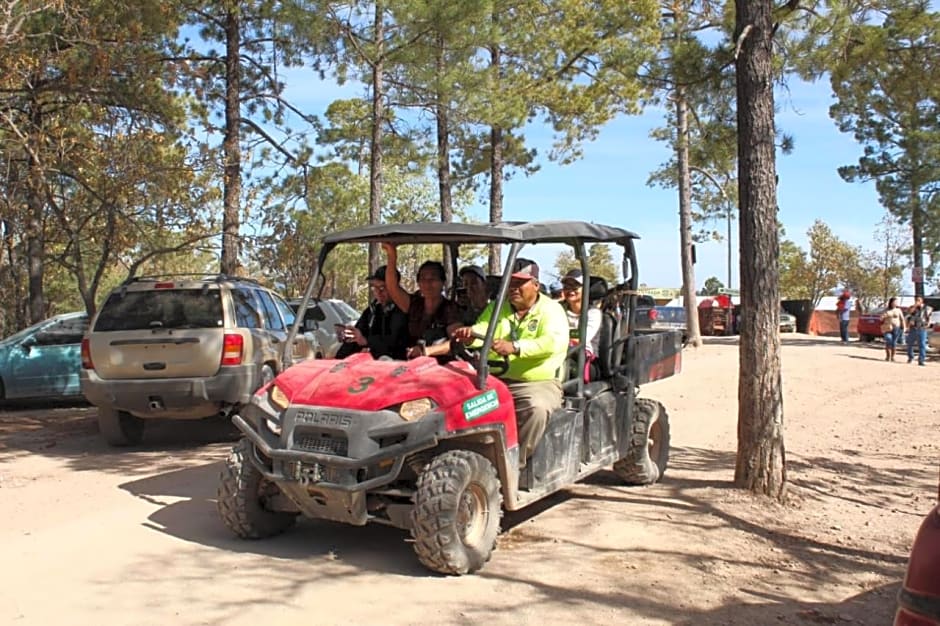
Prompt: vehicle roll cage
<box><xmin>286</xmin><ymin>221</ymin><xmax>641</xmax><ymax>394</ymax></box>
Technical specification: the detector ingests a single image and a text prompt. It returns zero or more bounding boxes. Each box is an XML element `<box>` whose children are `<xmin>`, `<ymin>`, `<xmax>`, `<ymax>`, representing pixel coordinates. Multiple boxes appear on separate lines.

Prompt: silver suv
<box><xmin>81</xmin><ymin>275</ymin><xmax>312</xmax><ymax>445</ymax></box>
<box><xmin>289</xmin><ymin>298</ymin><xmax>359</xmax><ymax>358</ymax></box>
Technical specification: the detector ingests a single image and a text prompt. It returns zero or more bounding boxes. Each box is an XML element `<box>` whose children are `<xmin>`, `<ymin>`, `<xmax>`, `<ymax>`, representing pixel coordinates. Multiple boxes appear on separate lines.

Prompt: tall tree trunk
<box><xmin>220</xmin><ymin>7</ymin><xmax>241</xmax><ymax>276</ymax></box>
<box><xmin>368</xmin><ymin>1</ymin><xmax>385</xmax><ymax>274</ymax></box>
<box><xmin>435</xmin><ymin>35</ymin><xmax>453</xmax><ymax>283</ymax></box>
<box><xmin>26</xmin><ymin>98</ymin><xmax>44</xmax><ymax>323</ymax></box>
<box><xmin>488</xmin><ymin>124</ymin><xmax>504</xmax><ymax>275</ymax></box>
<box><xmin>675</xmin><ymin>87</ymin><xmax>702</xmax><ymax>347</ymax></box>
<box><xmin>734</xmin><ymin>0</ymin><xmax>786</xmax><ymax>500</ymax></box>
<box><xmin>488</xmin><ymin>30</ymin><xmax>503</xmax><ymax>276</ymax></box>
<box><xmin>911</xmin><ymin>192</ymin><xmax>924</xmax><ymax>298</ymax></box>
<box><xmin>1</xmin><ymin>219</ymin><xmax>25</xmax><ymax>332</ymax></box>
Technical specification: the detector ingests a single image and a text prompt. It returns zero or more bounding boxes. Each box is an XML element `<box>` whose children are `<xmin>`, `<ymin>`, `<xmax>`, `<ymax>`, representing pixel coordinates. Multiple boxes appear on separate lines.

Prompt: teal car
<box><xmin>0</xmin><ymin>312</ymin><xmax>88</xmax><ymax>401</ymax></box>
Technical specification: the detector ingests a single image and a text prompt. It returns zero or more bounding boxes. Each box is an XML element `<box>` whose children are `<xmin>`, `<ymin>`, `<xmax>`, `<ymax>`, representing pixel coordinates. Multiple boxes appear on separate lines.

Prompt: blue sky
<box><xmin>491</xmin><ymin>77</ymin><xmax>888</xmax><ymax>289</ymax></box>
<box><xmin>282</xmin><ymin>74</ymin><xmax>889</xmax><ymax>291</ymax></box>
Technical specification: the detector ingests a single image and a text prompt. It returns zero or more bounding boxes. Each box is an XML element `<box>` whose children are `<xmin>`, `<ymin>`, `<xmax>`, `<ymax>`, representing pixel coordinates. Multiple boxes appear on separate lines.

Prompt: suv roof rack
<box><xmin>121</xmin><ymin>273</ymin><xmax>263</xmax><ymax>286</ymax></box>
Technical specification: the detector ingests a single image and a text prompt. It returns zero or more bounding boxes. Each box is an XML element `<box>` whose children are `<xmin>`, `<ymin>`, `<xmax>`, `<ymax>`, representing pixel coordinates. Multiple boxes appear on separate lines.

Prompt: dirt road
<box><xmin>1</xmin><ymin>335</ymin><xmax>936</xmax><ymax>625</ymax></box>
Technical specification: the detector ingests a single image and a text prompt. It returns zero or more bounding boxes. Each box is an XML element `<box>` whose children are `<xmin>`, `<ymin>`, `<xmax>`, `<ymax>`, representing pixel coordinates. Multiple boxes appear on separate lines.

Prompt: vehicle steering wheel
<box><xmin>452</xmin><ymin>331</ymin><xmax>510</xmax><ymax>377</ymax></box>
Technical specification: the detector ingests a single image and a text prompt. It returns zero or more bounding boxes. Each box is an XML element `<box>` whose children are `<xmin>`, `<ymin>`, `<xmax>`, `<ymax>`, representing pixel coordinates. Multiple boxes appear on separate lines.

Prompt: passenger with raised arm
<box><xmin>381</xmin><ymin>242</ymin><xmax>460</xmax><ymax>360</ymax></box>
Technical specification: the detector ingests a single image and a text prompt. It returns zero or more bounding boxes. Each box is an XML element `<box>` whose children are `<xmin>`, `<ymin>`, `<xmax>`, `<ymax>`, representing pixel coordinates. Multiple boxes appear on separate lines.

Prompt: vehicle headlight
<box><xmin>398</xmin><ymin>398</ymin><xmax>435</xmax><ymax>421</ymax></box>
<box><xmin>265</xmin><ymin>418</ymin><xmax>282</xmax><ymax>435</ymax></box>
<box><xmin>269</xmin><ymin>384</ymin><xmax>290</xmax><ymax>410</ymax></box>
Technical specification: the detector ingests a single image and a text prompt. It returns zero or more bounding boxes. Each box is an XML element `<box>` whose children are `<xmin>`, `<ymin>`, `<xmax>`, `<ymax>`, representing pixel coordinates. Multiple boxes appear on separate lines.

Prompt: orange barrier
<box><xmin>808</xmin><ymin>311</ymin><xmax>858</xmax><ymax>337</ymax></box>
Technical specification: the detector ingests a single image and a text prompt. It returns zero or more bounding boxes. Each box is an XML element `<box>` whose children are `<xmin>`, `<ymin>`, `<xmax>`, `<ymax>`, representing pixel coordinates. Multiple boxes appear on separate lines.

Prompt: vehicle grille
<box><xmin>292</xmin><ymin>434</ymin><xmax>348</xmax><ymax>456</ymax></box>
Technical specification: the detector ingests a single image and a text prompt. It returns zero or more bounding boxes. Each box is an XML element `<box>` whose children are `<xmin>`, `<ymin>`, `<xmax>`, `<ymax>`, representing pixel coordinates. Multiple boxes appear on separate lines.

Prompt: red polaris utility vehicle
<box><xmin>217</xmin><ymin>221</ymin><xmax>683</xmax><ymax>575</ymax></box>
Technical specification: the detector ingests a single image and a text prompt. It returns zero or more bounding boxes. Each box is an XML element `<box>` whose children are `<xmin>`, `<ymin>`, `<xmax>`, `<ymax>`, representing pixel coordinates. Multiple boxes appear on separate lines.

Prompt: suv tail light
<box><xmin>221</xmin><ymin>333</ymin><xmax>244</xmax><ymax>365</ymax></box>
<box><xmin>648</xmin><ymin>308</ymin><xmax>659</xmax><ymax>321</ymax></box>
<box><xmin>80</xmin><ymin>338</ymin><xmax>93</xmax><ymax>370</ymax></box>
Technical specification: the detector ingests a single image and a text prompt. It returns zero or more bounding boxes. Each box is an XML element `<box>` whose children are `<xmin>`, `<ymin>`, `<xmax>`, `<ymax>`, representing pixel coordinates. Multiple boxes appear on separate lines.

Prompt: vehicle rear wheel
<box><xmin>217</xmin><ymin>438</ymin><xmax>297</xmax><ymax>539</ymax></box>
<box><xmin>613</xmin><ymin>398</ymin><xmax>670</xmax><ymax>485</ymax></box>
<box><xmin>97</xmin><ymin>407</ymin><xmax>144</xmax><ymax>446</ymax></box>
<box><xmin>859</xmin><ymin>333</ymin><xmax>873</xmax><ymax>343</ymax></box>
<box><xmin>411</xmin><ymin>450</ymin><xmax>502</xmax><ymax>575</ymax></box>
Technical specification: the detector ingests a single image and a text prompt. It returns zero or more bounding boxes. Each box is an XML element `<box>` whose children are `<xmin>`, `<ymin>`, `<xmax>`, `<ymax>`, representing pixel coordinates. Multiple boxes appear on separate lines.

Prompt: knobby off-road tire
<box><xmin>217</xmin><ymin>438</ymin><xmax>297</xmax><ymax>539</ymax></box>
<box><xmin>613</xmin><ymin>397</ymin><xmax>671</xmax><ymax>485</ymax></box>
<box><xmin>97</xmin><ymin>407</ymin><xmax>144</xmax><ymax>446</ymax></box>
<box><xmin>410</xmin><ymin>450</ymin><xmax>502</xmax><ymax>575</ymax></box>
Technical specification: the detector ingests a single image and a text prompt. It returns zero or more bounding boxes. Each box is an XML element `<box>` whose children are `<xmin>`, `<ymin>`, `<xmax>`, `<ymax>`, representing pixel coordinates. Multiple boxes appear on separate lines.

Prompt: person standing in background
<box><xmin>837</xmin><ymin>290</ymin><xmax>853</xmax><ymax>343</ymax></box>
<box><xmin>879</xmin><ymin>297</ymin><xmax>905</xmax><ymax>362</ymax></box>
<box><xmin>906</xmin><ymin>296</ymin><xmax>932</xmax><ymax>366</ymax></box>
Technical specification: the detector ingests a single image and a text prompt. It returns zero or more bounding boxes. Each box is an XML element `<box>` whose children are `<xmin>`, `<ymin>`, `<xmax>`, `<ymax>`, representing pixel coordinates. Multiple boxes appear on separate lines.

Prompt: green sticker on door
<box><xmin>462</xmin><ymin>389</ymin><xmax>499</xmax><ymax>421</ymax></box>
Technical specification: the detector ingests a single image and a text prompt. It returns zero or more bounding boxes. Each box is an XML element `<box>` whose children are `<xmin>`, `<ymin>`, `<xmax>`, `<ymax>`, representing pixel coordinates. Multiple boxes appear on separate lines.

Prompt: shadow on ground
<box><xmin>113</xmin><ymin>444</ymin><xmax>920</xmax><ymax>588</ymax></box>
<box><xmin>118</xmin><ymin>460</ymin><xmax>426</xmax><ymax>576</ymax></box>
<box><xmin>0</xmin><ymin>402</ymin><xmax>239</xmax><ymax>475</ymax></box>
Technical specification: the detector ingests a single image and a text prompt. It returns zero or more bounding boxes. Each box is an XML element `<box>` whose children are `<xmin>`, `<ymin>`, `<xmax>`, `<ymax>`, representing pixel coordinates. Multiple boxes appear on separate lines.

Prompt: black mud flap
<box><xmin>626</xmin><ymin>330</ymin><xmax>683</xmax><ymax>386</ymax></box>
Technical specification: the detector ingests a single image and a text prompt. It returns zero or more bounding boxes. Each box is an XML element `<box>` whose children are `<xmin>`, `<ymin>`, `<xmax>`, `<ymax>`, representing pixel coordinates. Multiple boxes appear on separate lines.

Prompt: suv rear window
<box><xmin>332</xmin><ymin>300</ymin><xmax>360</xmax><ymax>323</ymax></box>
<box><xmin>94</xmin><ymin>290</ymin><xmax>223</xmax><ymax>331</ymax></box>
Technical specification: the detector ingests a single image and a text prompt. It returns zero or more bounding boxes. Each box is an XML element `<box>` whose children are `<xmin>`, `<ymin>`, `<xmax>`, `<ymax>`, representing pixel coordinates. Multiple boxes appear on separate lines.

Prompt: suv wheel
<box><xmin>411</xmin><ymin>450</ymin><xmax>502</xmax><ymax>575</ymax></box>
<box><xmin>217</xmin><ymin>438</ymin><xmax>297</xmax><ymax>539</ymax></box>
<box><xmin>613</xmin><ymin>398</ymin><xmax>670</xmax><ymax>485</ymax></box>
<box><xmin>97</xmin><ymin>407</ymin><xmax>144</xmax><ymax>446</ymax></box>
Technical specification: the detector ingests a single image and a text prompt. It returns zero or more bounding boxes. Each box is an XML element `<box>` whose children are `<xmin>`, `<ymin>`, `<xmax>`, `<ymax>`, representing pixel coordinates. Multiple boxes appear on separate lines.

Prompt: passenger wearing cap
<box><xmin>560</xmin><ymin>269</ymin><xmax>602</xmax><ymax>356</ymax></box>
<box><xmin>456</xmin><ymin>265</ymin><xmax>490</xmax><ymax>325</ymax></box>
<box><xmin>451</xmin><ymin>258</ymin><xmax>569</xmax><ymax>466</ymax></box>
<box><xmin>335</xmin><ymin>265</ymin><xmax>410</xmax><ymax>360</ymax></box>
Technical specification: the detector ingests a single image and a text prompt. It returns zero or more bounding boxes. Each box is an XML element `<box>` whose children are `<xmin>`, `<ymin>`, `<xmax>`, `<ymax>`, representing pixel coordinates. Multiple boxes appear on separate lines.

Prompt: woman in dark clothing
<box><xmin>335</xmin><ymin>265</ymin><xmax>410</xmax><ymax>360</ymax></box>
<box><xmin>380</xmin><ymin>243</ymin><xmax>459</xmax><ymax>359</ymax></box>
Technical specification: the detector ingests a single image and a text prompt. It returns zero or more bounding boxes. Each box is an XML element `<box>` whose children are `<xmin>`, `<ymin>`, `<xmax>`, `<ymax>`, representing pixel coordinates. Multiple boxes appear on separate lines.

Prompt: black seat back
<box><xmin>594</xmin><ymin>310</ymin><xmax>618</xmax><ymax>379</ymax></box>
<box><xmin>587</xmin><ymin>276</ymin><xmax>608</xmax><ymax>305</ymax></box>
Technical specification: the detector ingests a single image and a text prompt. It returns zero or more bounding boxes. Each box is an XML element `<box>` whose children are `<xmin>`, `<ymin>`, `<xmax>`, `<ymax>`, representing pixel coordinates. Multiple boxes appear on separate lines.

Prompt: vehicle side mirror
<box><xmin>20</xmin><ymin>336</ymin><xmax>36</xmax><ymax>351</ymax></box>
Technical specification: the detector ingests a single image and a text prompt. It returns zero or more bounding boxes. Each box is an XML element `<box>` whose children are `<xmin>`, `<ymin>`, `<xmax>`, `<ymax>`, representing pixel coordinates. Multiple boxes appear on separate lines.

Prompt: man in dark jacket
<box><xmin>335</xmin><ymin>265</ymin><xmax>410</xmax><ymax>360</ymax></box>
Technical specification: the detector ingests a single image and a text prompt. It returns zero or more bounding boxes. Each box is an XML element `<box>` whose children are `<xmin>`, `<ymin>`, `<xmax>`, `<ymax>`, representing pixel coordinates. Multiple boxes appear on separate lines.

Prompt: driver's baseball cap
<box><xmin>510</xmin><ymin>258</ymin><xmax>539</xmax><ymax>281</ymax></box>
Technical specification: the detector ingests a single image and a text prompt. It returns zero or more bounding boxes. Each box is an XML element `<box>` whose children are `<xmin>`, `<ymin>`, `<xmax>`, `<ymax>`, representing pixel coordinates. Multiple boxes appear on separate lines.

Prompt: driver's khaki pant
<box><xmin>507</xmin><ymin>379</ymin><xmax>563</xmax><ymax>467</ymax></box>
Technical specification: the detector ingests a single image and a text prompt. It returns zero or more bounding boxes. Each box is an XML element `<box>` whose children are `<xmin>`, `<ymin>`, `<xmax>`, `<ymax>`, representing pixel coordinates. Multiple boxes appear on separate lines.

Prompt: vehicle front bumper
<box><xmin>234</xmin><ymin>400</ymin><xmax>445</xmax><ymax>526</ymax></box>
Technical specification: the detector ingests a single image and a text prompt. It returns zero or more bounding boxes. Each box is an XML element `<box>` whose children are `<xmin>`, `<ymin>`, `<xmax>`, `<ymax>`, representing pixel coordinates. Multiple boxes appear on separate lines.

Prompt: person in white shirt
<box><xmin>837</xmin><ymin>290</ymin><xmax>853</xmax><ymax>343</ymax></box>
<box><xmin>560</xmin><ymin>269</ymin><xmax>602</xmax><ymax>355</ymax></box>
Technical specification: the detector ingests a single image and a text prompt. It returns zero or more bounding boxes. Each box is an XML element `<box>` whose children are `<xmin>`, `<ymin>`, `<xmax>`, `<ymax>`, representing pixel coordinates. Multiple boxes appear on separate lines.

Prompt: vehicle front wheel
<box><xmin>97</xmin><ymin>407</ymin><xmax>144</xmax><ymax>446</ymax></box>
<box><xmin>613</xmin><ymin>398</ymin><xmax>671</xmax><ymax>485</ymax></box>
<box><xmin>411</xmin><ymin>450</ymin><xmax>502</xmax><ymax>575</ymax></box>
<box><xmin>217</xmin><ymin>438</ymin><xmax>297</xmax><ymax>539</ymax></box>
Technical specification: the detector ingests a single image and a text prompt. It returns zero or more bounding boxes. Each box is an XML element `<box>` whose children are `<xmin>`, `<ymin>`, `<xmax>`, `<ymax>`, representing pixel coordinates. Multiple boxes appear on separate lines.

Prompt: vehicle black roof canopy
<box><xmin>322</xmin><ymin>220</ymin><xmax>639</xmax><ymax>247</ymax></box>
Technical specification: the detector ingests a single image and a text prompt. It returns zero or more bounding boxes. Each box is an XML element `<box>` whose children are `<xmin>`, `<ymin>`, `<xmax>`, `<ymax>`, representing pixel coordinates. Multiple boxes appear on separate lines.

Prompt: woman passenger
<box><xmin>381</xmin><ymin>242</ymin><xmax>459</xmax><ymax>359</ymax></box>
<box><xmin>560</xmin><ymin>269</ymin><xmax>602</xmax><ymax>354</ymax></box>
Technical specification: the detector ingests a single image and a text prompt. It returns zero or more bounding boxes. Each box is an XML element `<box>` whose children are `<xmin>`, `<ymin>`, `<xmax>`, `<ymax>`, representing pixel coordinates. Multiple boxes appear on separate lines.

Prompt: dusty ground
<box><xmin>0</xmin><ymin>334</ymin><xmax>936</xmax><ymax>626</ymax></box>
